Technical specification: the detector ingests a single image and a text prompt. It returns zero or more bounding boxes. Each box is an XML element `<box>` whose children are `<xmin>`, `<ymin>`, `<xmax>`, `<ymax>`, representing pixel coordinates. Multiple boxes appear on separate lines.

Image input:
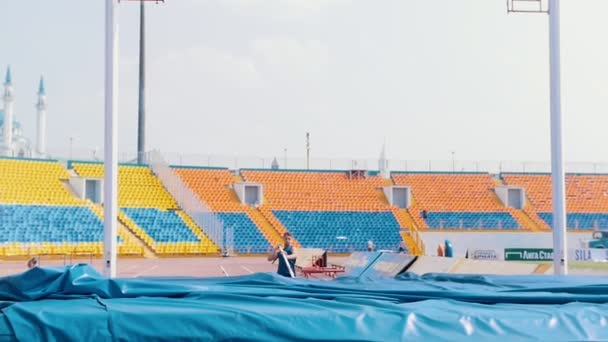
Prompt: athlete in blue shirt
<box><xmin>267</xmin><ymin>232</ymin><xmax>297</xmax><ymax>277</ymax></box>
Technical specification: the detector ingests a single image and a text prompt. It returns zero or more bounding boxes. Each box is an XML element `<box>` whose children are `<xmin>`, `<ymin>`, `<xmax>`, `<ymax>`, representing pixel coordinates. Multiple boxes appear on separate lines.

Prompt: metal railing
<box><xmin>147</xmin><ymin>150</ymin><xmax>228</xmax><ymax>251</ymax></box>
<box><xmin>46</xmin><ymin>147</ymin><xmax>608</xmax><ymax>175</ymax></box>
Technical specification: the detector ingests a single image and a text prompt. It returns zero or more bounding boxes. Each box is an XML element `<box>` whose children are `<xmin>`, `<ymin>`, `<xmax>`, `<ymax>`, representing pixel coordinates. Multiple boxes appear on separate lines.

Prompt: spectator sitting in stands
<box><xmin>421</xmin><ymin>210</ymin><xmax>428</xmax><ymax>219</ymax></box>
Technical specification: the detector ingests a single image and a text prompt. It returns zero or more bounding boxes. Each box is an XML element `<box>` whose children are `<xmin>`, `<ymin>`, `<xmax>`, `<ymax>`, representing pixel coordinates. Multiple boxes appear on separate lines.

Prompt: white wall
<box><xmin>233</xmin><ymin>182</ymin><xmax>263</xmax><ymax>206</ymax></box>
<box><xmin>421</xmin><ymin>231</ymin><xmax>590</xmax><ymax>258</ymax></box>
<box><xmin>69</xmin><ymin>177</ymin><xmax>85</xmax><ymax>200</ymax></box>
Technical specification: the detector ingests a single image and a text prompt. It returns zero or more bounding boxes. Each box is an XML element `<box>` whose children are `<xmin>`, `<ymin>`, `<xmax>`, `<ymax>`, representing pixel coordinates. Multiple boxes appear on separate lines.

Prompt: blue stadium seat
<box><xmin>539</xmin><ymin>212</ymin><xmax>608</xmax><ymax>230</ymax></box>
<box><xmin>273</xmin><ymin>211</ymin><xmax>402</xmax><ymax>253</ymax></box>
<box><xmin>0</xmin><ymin>204</ymin><xmax>103</xmax><ymax>242</ymax></box>
<box><xmin>122</xmin><ymin>208</ymin><xmax>199</xmax><ymax>242</ymax></box>
<box><xmin>425</xmin><ymin>212</ymin><xmax>519</xmax><ymax>229</ymax></box>
<box><xmin>216</xmin><ymin>213</ymin><xmax>270</xmax><ymax>254</ymax></box>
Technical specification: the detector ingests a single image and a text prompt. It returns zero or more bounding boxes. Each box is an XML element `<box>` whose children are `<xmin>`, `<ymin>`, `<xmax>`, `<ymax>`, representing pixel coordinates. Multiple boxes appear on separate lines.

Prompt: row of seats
<box><xmin>538</xmin><ymin>212</ymin><xmax>608</xmax><ymax>230</ymax></box>
<box><xmin>242</xmin><ymin>170</ymin><xmax>390</xmax><ymax>210</ymax></box>
<box><xmin>273</xmin><ymin>211</ymin><xmax>402</xmax><ymax>253</ymax></box>
<box><xmin>173</xmin><ymin>167</ymin><xmax>244</xmax><ymax>212</ymax></box>
<box><xmin>0</xmin><ymin>158</ymin><xmax>81</xmax><ymax>205</ymax></box>
<box><xmin>154</xmin><ymin>242</ymin><xmax>217</xmax><ymax>254</ymax></box>
<box><xmin>503</xmin><ymin>173</ymin><xmax>608</xmax><ymax>213</ymax></box>
<box><xmin>72</xmin><ymin>163</ymin><xmax>178</xmax><ymax>209</ymax></box>
<box><xmin>0</xmin><ymin>202</ymin><xmax>213</xmax><ymax>255</ymax></box>
<box><xmin>0</xmin><ymin>242</ymin><xmax>143</xmax><ymax>256</ymax></box>
<box><xmin>216</xmin><ymin>212</ymin><xmax>270</xmax><ymax>254</ymax></box>
<box><xmin>0</xmin><ymin>205</ymin><xmax>103</xmax><ymax>242</ymax></box>
<box><xmin>392</xmin><ymin>173</ymin><xmax>505</xmax><ymax>212</ymax></box>
<box><xmin>121</xmin><ymin>208</ymin><xmax>200</xmax><ymax>242</ymax></box>
<box><xmin>424</xmin><ymin>212</ymin><xmax>520</xmax><ymax>229</ymax></box>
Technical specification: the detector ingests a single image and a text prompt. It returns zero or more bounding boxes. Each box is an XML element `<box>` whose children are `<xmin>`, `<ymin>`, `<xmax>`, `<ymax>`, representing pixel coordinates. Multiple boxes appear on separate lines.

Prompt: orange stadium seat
<box><xmin>241</xmin><ymin>170</ymin><xmax>390</xmax><ymax>211</ymax></box>
<box><xmin>173</xmin><ymin>167</ymin><xmax>280</xmax><ymax>249</ymax></box>
<box><xmin>503</xmin><ymin>173</ymin><xmax>608</xmax><ymax>230</ymax></box>
<box><xmin>173</xmin><ymin>167</ymin><xmax>244</xmax><ymax>212</ymax></box>
<box><xmin>392</xmin><ymin>172</ymin><xmax>520</xmax><ymax>230</ymax></box>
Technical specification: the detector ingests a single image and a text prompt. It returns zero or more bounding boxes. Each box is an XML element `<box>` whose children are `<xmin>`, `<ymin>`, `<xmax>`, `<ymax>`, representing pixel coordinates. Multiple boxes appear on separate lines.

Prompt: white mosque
<box><xmin>0</xmin><ymin>66</ymin><xmax>47</xmax><ymax>158</ymax></box>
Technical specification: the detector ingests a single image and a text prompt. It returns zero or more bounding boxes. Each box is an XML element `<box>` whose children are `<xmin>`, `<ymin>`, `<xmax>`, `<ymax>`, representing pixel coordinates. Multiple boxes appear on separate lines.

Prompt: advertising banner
<box><xmin>504</xmin><ymin>248</ymin><xmax>554</xmax><ymax>261</ymax></box>
<box><xmin>467</xmin><ymin>249</ymin><xmax>500</xmax><ymax>260</ymax></box>
<box><xmin>505</xmin><ymin>248</ymin><xmax>608</xmax><ymax>262</ymax></box>
<box><xmin>568</xmin><ymin>248</ymin><xmax>608</xmax><ymax>262</ymax></box>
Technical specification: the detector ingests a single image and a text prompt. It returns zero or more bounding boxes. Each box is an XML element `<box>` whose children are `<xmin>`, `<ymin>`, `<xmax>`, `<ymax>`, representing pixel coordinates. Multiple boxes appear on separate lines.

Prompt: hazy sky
<box><xmin>0</xmin><ymin>0</ymin><xmax>607</xmax><ymax>164</ymax></box>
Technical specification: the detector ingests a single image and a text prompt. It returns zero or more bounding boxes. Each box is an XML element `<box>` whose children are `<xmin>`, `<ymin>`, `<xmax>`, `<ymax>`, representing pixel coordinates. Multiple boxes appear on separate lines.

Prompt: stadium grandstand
<box><xmin>1</xmin><ymin>153</ymin><xmax>608</xmax><ymax>259</ymax></box>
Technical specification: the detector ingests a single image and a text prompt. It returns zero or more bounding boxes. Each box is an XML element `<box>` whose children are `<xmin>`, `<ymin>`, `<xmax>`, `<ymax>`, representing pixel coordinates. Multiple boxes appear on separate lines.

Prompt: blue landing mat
<box><xmin>1</xmin><ymin>264</ymin><xmax>608</xmax><ymax>341</ymax></box>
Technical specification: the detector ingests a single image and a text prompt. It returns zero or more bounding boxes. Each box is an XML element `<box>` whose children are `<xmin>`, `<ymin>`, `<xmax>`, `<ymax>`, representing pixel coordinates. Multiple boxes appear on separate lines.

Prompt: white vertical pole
<box><xmin>103</xmin><ymin>0</ymin><xmax>119</xmax><ymax>278</ymax></box>
<box><xmin>548</xmin><ymin>0</ymin><xmax>567</xmax><ymax>275</ymax></box>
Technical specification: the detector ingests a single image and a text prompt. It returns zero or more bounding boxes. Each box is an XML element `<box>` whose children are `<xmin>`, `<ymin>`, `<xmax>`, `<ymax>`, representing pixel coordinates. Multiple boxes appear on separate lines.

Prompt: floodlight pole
<box><xmin>137</xmin><ymin>0</ymin><xmax>146</xmax><ymax>164</ymax></box>
<box><xmin>548</xmin><ymin>0</ymin><xmax>567</xmax><ymax>275</ymax></box>
<box><xmin>103</xmin><ymin>0</ymin><xmax>119</xmax><ymax>278</ymax></box>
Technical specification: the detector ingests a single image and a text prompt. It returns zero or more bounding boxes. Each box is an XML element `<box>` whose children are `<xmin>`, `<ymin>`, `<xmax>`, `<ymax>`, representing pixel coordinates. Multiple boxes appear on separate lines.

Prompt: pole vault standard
<box><xmin>508</xmin><ymin>0</ymin><xmax>567</xmax><ymax>275</ymax></box>
<box><xmin>103</xmin><ymin>0</ymin><xmax>119</xmax><ymax>278</ymax></box>
<box><xmin>104</xmin><ymin>0</ymin><xmax>164</xmax><ymax>278</ymax></box>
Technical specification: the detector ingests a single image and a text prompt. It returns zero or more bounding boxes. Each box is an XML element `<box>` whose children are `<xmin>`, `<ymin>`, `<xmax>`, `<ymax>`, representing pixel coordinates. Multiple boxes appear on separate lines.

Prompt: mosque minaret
<box><xmin>2</xmin><ymin>67</ymin><xmax>15</xmax><ymax>155</ymax></box>
<box><xmin>0</xmin><ymin>66</ymin><xmax>43</xmax><ymax>158</ymax></box>
<box><xmin>36</xmin><ymin>77</ymin><xmax>47</xmax><ymax>157</ymax></box>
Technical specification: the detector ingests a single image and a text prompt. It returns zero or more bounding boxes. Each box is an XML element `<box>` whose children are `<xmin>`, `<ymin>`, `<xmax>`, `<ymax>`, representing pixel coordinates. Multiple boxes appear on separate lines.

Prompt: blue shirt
<box><xmin>277</xmin><ymin>245</ymin><xmax>296</xmax><ymax>277</ymax></box>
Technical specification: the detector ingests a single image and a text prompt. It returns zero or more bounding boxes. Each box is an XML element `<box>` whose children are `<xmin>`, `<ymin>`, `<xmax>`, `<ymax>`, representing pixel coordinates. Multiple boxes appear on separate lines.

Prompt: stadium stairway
<box><xmin>231</xmin><ymin>174</ymin><xmax>293</xmax><ymax>247</ymax></box>
<box><xmin>175</xmin><ymin>211</ymin><xmax>219</xmax><ymax>254</ymax></box>
<box><xmin>117</xmin><ymin>210</ymin><xmax>157</xmax><ymax>254</ymax></box>
<box><xmin>400</xmin><ymin>231</ymin><xmax>424</xmax><ymax>255</ymax></box>
<box><xmin>523</xmin><ymin>204</ymin><xmax>551</xmax><ymax>231</ymax></box>
<box><xmin>507</xmin><ymin>207</ymin><xmax>543</xmax><ymax>232</ymax></box>
<box><xmin>393</xmin><ymin>183</ymin><xmax>429</xmax><ymax>231</ymax></box>
<box><xmin>61</xmin><ymin>178</ymin><xmax>80</xmax><ymax>199</ymax></box>
<box><xmin>117</xmin><ymin>223</ymin><xmax>150</xmax><ymax>257</ymax></box>
<box><xmin>375</xmin><ymin>179</ymin><xmax>394</xmax><ymax>206</ymax></box>
<box><xmin>88</xmin><ymin>204</ymin><xmax>151</xmax><ymax>257</ymax></box>
<box><xmin>492</xmin><ymin>176</ymin><xmax>547</xmax><ymax>231</ymax></box>
<box><xmin>407</xmin><ymin>204</ymin><xmax>430</xmax><ymax>230</ymax></box>
<box><xmin>246</xmin><ymin>207</ymin><xmax>284</xmax><ymax>247</ymax></box>
<box><xmin>375</xmin><ymin>188</ymin><xmax>391</xmax><ymax>206</ymax></box>
<box><xmin>392</xmin><ymin>208</ymin><xmax>424</xmax><ymax>255</ymax></box>
<box><xmin>258</xmin><ymin>206</ymin><xmax>302</xmax><ymax>248</ymax></box>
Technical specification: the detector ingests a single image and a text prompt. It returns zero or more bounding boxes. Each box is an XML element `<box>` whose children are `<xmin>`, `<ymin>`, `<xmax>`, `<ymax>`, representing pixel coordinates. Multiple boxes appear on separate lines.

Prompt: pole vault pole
<box><xmin>279</xmin><ymin>246</ymin><xmax>295</xmax><ymax>278</ymax></box>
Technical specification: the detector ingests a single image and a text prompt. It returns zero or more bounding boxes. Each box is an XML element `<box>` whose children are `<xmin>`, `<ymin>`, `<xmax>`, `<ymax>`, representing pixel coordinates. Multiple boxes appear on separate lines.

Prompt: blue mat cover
<box><xmin>0</xmin><ymin>264</ymin><xmax>608</xmax><ymax>341</ymax></box>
